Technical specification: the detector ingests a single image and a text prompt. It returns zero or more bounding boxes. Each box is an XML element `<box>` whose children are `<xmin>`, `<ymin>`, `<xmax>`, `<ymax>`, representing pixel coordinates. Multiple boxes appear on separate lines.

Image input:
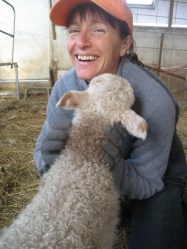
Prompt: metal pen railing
<box><xmin>0</xmin><ymin>0</ymin><xmax>19</xmax><ymax>100</ymax></box>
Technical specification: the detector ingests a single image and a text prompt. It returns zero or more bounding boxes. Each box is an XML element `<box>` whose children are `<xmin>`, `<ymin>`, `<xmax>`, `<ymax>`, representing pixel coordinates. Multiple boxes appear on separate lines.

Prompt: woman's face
<box><xmin>67</xmin><ymin>13</ymin><xmax>131</xmax><ymax>80</ymax></box>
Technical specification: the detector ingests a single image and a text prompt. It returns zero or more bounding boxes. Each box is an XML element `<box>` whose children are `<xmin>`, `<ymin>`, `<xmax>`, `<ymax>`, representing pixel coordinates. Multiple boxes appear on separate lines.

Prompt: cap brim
<box><xmin>50</xmin><ymin>0</ymin><xmax>133</xmax><ymax>34</ymax></box>
<box><xmin>50</xmin><ymin>0</ymin><xmax>90</xmax><ymax>27</ymax></box>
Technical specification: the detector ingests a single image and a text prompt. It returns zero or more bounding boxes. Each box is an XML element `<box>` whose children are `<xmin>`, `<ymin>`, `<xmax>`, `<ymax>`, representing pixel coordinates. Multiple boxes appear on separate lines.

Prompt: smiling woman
<box><xmin>66</xmin><ymin>3</ymin><xmax>132</xmax><ymax>80</ymax></box>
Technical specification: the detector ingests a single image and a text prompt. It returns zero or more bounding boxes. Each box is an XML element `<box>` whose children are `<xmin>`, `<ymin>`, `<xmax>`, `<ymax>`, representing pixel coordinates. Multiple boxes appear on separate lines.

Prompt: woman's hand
<box><xmin>102</xmin><ymin>122</ymin><xmax>134</xmax><ymax>170</ymax></box>
<box><xmin>41</xmin><ymin>120</ymin><xmax>72</xmax><ymax>166</ymax></box>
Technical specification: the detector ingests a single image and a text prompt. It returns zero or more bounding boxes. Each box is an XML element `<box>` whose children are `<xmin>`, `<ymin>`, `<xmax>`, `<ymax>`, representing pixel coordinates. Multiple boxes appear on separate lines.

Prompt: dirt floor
<box><xmin>0</xmin><ymin>77</ymin><xmax>187</xmax><ymax>246</ymax></box>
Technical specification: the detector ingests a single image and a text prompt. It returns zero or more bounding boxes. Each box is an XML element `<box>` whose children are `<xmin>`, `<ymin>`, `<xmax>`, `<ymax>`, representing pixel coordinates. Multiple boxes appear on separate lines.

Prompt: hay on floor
<box><xmin>0</xmin><ymin>99</ymin><xmax>46</xmax><ymax>229</ymax></box>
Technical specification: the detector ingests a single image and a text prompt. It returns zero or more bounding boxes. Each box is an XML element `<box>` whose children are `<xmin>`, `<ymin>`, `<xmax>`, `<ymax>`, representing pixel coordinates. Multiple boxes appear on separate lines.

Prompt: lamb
<box><xmin>0</xmin><ymin>73</ymin><xmax>147</xmax><ymax>249</ymax></box>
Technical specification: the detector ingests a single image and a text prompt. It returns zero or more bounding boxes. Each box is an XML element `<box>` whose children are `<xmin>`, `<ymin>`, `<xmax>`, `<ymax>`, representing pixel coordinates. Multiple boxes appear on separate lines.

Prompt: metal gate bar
<box><xmin>0</xmin><ymin>0</ymin><xmax>19</xmax><ymax>100</ymax></box>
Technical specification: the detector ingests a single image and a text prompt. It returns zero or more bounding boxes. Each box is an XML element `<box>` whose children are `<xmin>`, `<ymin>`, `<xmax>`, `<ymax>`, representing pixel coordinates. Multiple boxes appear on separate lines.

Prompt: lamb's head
<box><xmin>57</xmin><ymin>73</ymin><xmax>148</xmax><ymax>140</ymax></box>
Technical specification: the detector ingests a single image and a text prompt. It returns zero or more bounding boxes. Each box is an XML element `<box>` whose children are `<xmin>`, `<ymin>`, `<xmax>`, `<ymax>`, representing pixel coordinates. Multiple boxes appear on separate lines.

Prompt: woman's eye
<box><xmin>68</xmin><ymin>28</ymin><xmax>79</xmax><ymax>34</ymax></box>
<box><xmin>93</xmin><ymin>28</ymin><xmax>105</xmax><ymax>33</ymax></box>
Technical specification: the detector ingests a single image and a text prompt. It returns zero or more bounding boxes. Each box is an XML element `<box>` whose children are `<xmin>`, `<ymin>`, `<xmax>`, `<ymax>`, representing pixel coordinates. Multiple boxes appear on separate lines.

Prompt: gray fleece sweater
<box><xmin>34</xmin><ymin>58</ymin><xmax>187</xmax><ymax>200</ymax></box>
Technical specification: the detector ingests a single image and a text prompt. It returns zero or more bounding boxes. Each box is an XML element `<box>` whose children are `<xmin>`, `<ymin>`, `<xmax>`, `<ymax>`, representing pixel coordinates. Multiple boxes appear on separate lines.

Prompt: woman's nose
<box><xmin>77</xmin><ymin>32</ymin><xmax>91</xmax><ymax>48</ymax></box>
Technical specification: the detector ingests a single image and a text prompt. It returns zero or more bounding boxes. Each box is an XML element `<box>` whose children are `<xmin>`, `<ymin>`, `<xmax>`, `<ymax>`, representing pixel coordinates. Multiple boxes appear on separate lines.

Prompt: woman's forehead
<box><xmin>69</xmin><ymin>15</ymin><xmax>111</xmax><ymax>28</ymax></box>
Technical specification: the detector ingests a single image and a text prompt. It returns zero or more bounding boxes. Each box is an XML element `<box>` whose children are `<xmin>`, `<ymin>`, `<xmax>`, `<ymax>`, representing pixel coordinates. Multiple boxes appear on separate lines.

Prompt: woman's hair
<box><xmin>67</xmin><ymin>3</ymin><xmax>144</xmax><ymax>67</ymax></box>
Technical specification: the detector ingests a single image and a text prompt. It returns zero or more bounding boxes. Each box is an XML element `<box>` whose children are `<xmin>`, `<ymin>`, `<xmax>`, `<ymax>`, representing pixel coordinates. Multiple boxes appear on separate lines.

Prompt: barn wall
<box><xmin>0</xmin><ymin>0</ymin><xmax>186</xmax><ymax>87</ymax></box>
<box><xmin>0</xmin><ymin>0</ymin><xmax>50</xmax><ymax>80</ymax></box>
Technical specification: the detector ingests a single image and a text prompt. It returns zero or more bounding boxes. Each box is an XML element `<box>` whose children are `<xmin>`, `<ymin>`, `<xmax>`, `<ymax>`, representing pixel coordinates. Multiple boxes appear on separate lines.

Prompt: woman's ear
<box><xmin>120</xmin><ymin>35</ymin><xmax>133</xmax><ymax>57</ymax></box>
<box><xmin>56</xmin><ymin>90</ymin><xmax>88</xmax><ymax>109</ymax></box>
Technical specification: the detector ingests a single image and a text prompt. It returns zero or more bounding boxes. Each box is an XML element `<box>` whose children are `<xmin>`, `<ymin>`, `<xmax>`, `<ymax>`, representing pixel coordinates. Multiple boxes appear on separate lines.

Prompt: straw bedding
<box><xmin>0</xmin><ymin>99</ymin><xmax>45</xmax><ymax>229</ymax></box>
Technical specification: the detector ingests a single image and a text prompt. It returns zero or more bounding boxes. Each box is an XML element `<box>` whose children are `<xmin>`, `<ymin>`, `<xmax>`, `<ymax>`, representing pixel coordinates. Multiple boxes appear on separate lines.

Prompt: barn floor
<box><xmin>0</xmin><ymin>77</ymin><xmax>186</xmax><ymax>248</ymax></box>
<box><xmin>0</xmin><ymin>95</ymin><xmax>46</xmax><ymax>229</ymax></box>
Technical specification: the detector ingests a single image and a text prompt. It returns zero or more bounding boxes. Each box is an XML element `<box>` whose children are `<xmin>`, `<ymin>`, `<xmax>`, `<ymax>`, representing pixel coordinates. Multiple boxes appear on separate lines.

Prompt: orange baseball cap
<box><xmin>50</xmin><ymin>0</ymin><xmax>133</xmax><ymax>34</ymax></box>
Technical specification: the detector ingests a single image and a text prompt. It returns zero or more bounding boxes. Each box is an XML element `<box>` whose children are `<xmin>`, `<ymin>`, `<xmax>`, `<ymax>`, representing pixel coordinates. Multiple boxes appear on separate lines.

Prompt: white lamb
<box><xmin>0</xmin><ymin>73</ymin><xmax>147</xmax><ymax>249</ymax></box>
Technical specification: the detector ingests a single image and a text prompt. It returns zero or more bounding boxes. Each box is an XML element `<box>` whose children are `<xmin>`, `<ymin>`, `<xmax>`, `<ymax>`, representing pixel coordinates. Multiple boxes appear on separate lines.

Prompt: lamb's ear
<box><xmin>56</xmin><ymin>91</ymin><xmax>88</xmax><ymax>109</ymax></box>
<box><xmin>120</xmin><ymin>110</ymin><xmax>148</xmax><ymax>140</ymax></box>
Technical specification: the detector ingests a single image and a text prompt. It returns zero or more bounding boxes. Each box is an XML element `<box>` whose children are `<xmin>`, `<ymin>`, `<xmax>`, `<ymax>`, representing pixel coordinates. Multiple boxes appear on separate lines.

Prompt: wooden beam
<box><xmin>158</xmin><ymin>33</ymin><xmax>164</xmax><ymax>75</ymax></box>
<box><xmin>168</xmin><ymin>0</ymin><xmax>174</xmax><ymax>29</ymax></box>
<box><xmin>48</xmin><ymin>0</ymin><xmax>56</xmax><ymax>40</ymax></box>
<box><xmin>145</xmin><ymin>65</ymin><xmax>186</xmax><ymax>80</ymax></box>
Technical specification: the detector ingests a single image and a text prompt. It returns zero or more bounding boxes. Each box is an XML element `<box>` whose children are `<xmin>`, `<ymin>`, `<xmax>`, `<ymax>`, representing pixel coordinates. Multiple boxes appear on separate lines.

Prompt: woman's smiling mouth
<box><xmin>77</xmin><ymin>55</ymin><xmax>98</xmax><ymax>62</ymax></box>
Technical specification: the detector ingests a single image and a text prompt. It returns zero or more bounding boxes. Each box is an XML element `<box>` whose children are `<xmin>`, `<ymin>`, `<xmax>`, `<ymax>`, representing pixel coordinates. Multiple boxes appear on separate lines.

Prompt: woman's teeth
<box><xmin>77</xmin><ymin>55</ymin><xmax>97</xmax><ymax>61</ymax></box>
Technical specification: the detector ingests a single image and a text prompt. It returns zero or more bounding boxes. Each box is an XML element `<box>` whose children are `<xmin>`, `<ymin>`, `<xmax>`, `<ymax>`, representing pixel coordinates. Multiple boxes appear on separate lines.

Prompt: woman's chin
<box><xmin>76</xmin><ymin>71</ymin><xmax>96</xmax><ymax>81</ymax></box>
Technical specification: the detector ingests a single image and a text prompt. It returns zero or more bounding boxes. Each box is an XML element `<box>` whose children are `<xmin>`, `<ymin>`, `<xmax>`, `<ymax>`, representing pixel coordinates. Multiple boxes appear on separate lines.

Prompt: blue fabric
<box><xmin>130</xmin><ymin>178</ymin><xmax>185</xmax><ymax>249</ymax></box>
